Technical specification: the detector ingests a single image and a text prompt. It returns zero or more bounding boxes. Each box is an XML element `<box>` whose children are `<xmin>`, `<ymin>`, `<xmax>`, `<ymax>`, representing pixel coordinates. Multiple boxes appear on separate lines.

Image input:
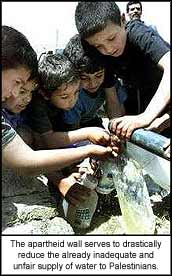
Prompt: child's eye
<box><xmin>61</xmin><ymin>96</ymin><xmax>68</xmax><ymax>99</ymax></box>
<box><xmin>109</xmin><ymin>36</ymin><xmax>116</xmax><ymax>41</ymax></box>
<box><xmin>96</xmin><ymin>74</ymin><xmax>103</xmax><ymax>78</ymax></box>
<box><xmin>19</xmin><ymin>89</ymin><xmax>27</xmax><ymax>95</ymax></box>
<box><xmin>15</xmin><ymin>80</ymin><xmax>22</xmax><ymax>86</ymax></box>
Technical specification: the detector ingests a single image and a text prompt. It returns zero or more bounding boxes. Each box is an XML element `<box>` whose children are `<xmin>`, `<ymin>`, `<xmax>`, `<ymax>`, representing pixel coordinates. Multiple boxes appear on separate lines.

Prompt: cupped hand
<box><xmin>87</xmin><ymin>127</ymin><xmax>110</xmax><ymax>145</ymax></box>
<box><xmin>88</xmin><ymin>144</ymin><xmax>116</xmax><ymax>159</ymax></box>
<box><xmin>109</xmin><ymin>134</ymin><xmax>123</xmax><ymax>153</ymax></box>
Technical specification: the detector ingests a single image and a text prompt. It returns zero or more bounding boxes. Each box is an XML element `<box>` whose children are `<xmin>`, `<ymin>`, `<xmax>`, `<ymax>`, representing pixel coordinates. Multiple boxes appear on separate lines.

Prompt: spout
<box><xmin>130</xmin><ymin>129</ymin><xmax>170</xmax><ymax>161</ymax></box>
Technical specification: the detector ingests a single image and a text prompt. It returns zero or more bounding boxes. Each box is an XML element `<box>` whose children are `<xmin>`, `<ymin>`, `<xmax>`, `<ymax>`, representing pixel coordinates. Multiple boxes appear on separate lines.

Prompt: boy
<box><xmin>25</xmin><ymin>53</ymin><xmax>120</xmax><ymax>204</ymax></box>
<box><xmin>2</xmin><ymin>26</ymin><xmax>117</xmax><ymax>178</ymax></box>
<box><xmin>2</xmin><ymin>78</ymin><xmax>38</xmax><ymax>146</ymax></box>
<box><xmin>63</xmin><ymin>34</ymin><xmax>126</xmax><ymax>130</ymax></box>
<box><xmin>75</xmin><ymin>2</ymin><xmax>170</xmax><ymax>140</ymax></box>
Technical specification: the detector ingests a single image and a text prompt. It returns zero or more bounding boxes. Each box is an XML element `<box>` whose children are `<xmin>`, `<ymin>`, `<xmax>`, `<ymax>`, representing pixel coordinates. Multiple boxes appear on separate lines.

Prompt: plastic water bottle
<box><xmin>63</xmin><ymin>173</ymin><xmax>98</xmax><ymax>229</ymax></box>
<box><xmin>96</xmin><ymin>159</ymin><xmax>116</xmax><ymax>194</ymax></box>
<box><xmin>111</xmin><ymin>153</ymin><xmax>156</xmax><ymax>234</ymax></box>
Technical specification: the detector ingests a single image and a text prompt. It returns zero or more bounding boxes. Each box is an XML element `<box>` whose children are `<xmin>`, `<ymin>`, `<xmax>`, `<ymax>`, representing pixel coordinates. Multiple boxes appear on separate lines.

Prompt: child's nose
<box><xmin>103</xmin><ymin>44</ymin><xmax>115</xmax><ymax>56</ymax></box>
<box><xmin>89</xmin><ymin>79</ymin><xmax>97</xmax><ymax>88</ymax></box>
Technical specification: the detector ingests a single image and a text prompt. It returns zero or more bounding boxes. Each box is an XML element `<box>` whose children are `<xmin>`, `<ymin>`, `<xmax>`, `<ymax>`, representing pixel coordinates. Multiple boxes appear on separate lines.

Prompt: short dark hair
<box><xmin>2</xmin><ymin>26</ymin><xmax>38</xmax><ymax>79</ymax></box>
<box><xmin>63</xmin><ymin>34</ymin><xmax>104</xmax><ymax>74</ymax></box>
<box><xmin>38</xmin><ymin>53</ymin><xmax>80</xmax><ymax>94</ymax></box>
<box><xmin>75</xmin><ymin>2</ymin><xmax>121</xmax><ymax>39</ymax></box>
<box><xmin>126</xmin><ymin>1</ymin><xmax>142</xmax><ymax>13</ymax></box>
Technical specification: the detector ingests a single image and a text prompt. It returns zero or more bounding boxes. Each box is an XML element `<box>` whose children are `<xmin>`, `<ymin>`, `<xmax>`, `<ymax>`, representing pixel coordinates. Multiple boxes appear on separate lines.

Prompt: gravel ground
<box><xmin>71</xmin><ymin>188</ymin><xmax>170</xmax><ymax>235</ymax></box>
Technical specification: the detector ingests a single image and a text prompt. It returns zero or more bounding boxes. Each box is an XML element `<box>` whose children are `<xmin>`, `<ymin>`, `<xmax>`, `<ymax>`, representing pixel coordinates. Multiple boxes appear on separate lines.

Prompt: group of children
<box><xmin>2</xmin><ymin>2</ymin><xmax>170</xmax><ymax>218</ymax></box>
<box><xmin>2</xmin><ymin>28</ymin><xmax>121</xmax><ymax>208</ymax></box>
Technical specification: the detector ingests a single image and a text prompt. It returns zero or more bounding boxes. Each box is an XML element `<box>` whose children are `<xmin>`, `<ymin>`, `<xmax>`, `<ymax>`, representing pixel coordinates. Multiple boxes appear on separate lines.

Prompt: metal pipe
<box><xmin>130</xmin><ymin>129</ymin><xmax>170</xmax><ymax>161</ymax></box>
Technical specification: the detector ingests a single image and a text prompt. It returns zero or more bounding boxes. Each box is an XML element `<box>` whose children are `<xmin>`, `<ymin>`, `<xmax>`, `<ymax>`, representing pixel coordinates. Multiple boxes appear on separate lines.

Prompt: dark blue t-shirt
<box><xmin>83</xmin><ymin>20</ymin><xmax>170</xmax><ymax>112</ymax></box>
<box><xmin>63</xmin><ymin>83</ymin><xmax>127</xmax><ymax>128</ymax></box>
<box><xmin>105</xmin><ymin>20</ymin><xmax>169</xmax><ymax>90</ymax></box>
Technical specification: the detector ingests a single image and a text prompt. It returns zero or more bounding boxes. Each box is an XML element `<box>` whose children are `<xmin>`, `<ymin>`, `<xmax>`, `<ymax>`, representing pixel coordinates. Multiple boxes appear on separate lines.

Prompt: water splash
<box><xmin>112</xmin><ymin>151</ymin><xmax>155</xmax><ymax>234</ymax></box>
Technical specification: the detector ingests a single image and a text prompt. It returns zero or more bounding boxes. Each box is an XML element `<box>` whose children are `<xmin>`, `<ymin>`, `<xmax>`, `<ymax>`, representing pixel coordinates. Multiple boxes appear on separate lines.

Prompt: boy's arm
<box><xmin>39</xmin><ymin>127</ymin><xmax>110</xmax><ymax>148</ymax></box>
<box><xmin>141</xmin><ymin>51</ymin><xmax>170</xmax><ymax>124</ymax></box>
<box><xmin>104</xmin><ymin>86</ymin><xmax>125</xmax><ymax>119</ymax></box>
<box><xmin>109</xmin><ymin>51</ymin><xmax>170</xmax><ymax>139</ymax></box>
<box><xmin>2</xmin><ymin>133</ymin><xmax>113</xmax><ymax>176</ymax></box>
<box><xmin>145</xmin><ymin>111</ymin><xmax>170</xmax><ymax>133</ymax></box>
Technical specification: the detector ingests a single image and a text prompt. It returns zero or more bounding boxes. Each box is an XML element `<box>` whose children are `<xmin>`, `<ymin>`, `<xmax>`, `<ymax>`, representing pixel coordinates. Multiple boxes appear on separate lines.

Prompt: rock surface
<box><xmin>2</xmin><ymin>169</ymin><xmax>74</xmax><ymax>235</ymax></box>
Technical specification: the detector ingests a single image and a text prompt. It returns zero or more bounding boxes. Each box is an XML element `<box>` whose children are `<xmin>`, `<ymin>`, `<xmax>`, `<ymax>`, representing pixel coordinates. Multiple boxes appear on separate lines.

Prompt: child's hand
<box><xmin>109</xmin><ymin>134</ymin><xmax>122</xmax><ymax>153</ymax></box>
<box><xmin>86</xmin><ymin>127</ymin><xmax>110</xmax><ymax>146</ymax></box>
<box><xmin>108</xmin><ymin>114</ymin><xmax>150</xmax><ymax>140</ymax></box>
<box><xmin>57</xmin><ymin>172</ymin><xmax>91</xmax><ymax>206</ymax></box>
<box><xmin>87</xmin><ymin>144</ymin><xmax>117</xmax><ymax>158</ymax></box>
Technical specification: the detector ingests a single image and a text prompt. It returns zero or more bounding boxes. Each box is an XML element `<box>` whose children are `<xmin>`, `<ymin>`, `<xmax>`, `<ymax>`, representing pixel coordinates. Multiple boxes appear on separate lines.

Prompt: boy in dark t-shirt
<box><xmin>75</xmin><ymin>2</ymin><xmax>170</xmax><ymax>140</ymax></box>
<box><xmin>25</xmin><ymin>52</ymin><xmax>81</xmax><ymax>141</ymax></box>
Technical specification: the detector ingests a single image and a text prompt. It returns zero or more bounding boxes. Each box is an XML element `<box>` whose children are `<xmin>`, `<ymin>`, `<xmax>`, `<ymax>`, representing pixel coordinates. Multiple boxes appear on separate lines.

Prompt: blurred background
<box><xmin>2</xmin><ymin>2</ymin><xmax>170</xmax><ymax>56</ymax></box>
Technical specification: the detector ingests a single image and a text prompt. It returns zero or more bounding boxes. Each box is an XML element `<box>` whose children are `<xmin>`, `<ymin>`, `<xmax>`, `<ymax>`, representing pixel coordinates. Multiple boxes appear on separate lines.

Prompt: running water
<box><xmin>96</xmin><ymin>159</ymin><xmax>116</xmax><ymax>194</ymax></box>
<box><xmin>111</xmin><ymin>151</ymin><xmax>155</xmax><ymax>234</ymax></box>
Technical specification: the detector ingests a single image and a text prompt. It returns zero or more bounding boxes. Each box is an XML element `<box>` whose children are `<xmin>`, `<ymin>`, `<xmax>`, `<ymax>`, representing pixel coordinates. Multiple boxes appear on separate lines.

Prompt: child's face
<box><xmin>4</xmin><ymin>80</ymin><xmax>38</xmax><ymax>113</ymax></box>
<box><xmin>85</xmin><ymin>21</ymin><xmax>127</xmax><ymax>57</ymax></box>
<box><xmin>127</xmin><ymin>3</ymin><xmax>142</xmax><ymax>21</ymax></box>
<box><xmin>2</xmin><ymin>67</ymin><xmax>31</xmax><ymax>103</ymax></box>
<box><xmin>50</xmin><ymin>80</ymin><xmax>80</xmax><ymax>110</ymax></box>
<box><xmin>80</xmin><ymin>69</ymin><xmax>105</xmax><ymax>93</ymax></box>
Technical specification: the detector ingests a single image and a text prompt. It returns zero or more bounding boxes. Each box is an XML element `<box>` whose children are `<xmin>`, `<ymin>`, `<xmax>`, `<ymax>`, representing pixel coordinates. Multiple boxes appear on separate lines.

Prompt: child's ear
<box><xmin>121</xmin><ymin>13</ymin><xmax>126</xmax><ymax>26</ymax></box>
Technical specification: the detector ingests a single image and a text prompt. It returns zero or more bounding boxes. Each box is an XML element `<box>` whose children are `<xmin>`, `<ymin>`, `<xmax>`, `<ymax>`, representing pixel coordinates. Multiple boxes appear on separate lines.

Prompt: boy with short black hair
<box><xmin>63</xmin><ymin>34</ymin><xmax>126</xmax><ymax>130</ymax></box>
<box><xmin>75</xmin><ymin>2</ymin><xmax>170</xmax><ymax>140</ymax></box>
